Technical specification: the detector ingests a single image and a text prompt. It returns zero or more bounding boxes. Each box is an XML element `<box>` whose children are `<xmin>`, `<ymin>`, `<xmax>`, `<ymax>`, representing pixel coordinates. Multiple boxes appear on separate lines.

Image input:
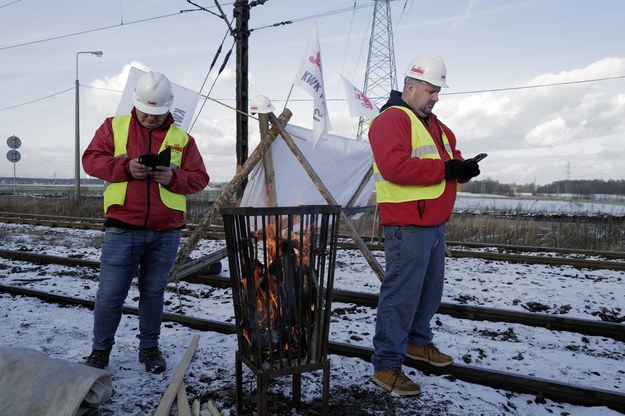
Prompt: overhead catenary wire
<box><xmin>3</xmin><ymin>74</ymin><xmax>625</xmax><ymax>113</ymax></box>
<box><xmin>0</xmin><ymin>10</ymin><xmax>200</xmax><ymax>52</ymax></box>
<box><xmin>250</xmin><ymin>3</ymin><xmax>375</xmax><ymax>32</ymax></box>
<box><xmin>187</xmin><ymin>0</ymin><xmax>237</xmax><ymax>134</ymax></box>
<box><xmin>0</xmin><ymin>0</ymin><xmax>21</xmax><ymax>9</ymax></box>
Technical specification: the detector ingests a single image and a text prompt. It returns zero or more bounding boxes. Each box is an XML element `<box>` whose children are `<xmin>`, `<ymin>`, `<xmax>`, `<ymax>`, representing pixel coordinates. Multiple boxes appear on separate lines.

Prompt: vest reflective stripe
<box><xmin>103</xmin><ymin>115</ymin><xmax>189</xmax><ymax>215</ymax></box>
<box><xmin>372</xmin><ymin>106</ymin><xmax>455</xmax><ymax>203</ymax></box>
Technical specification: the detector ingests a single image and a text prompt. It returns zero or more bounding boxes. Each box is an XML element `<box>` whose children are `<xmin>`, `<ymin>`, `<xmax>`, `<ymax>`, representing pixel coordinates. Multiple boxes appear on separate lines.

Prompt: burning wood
<box><xmin>221</xmin><ymin>205</ymin><xmax>340</xmax><ymax>415</ymax></box>
<box><xmin>239</xmin><ymin>222</ymin><xmax>319</xmax><ymax>366</ymax></box>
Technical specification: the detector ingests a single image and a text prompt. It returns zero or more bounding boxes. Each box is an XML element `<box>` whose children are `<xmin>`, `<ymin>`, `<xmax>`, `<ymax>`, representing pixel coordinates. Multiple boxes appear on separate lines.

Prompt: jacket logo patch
<box><xmin>167</xmin><ymin>144</ymin><xmax>183</xmax><ymax>153</ymax></box>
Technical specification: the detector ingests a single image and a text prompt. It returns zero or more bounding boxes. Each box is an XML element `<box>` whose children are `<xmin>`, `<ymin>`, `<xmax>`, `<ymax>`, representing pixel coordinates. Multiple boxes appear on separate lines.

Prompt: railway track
<box><xmin>1</xmin><ymin>248</ymin><xmax>623</xmax><ymax>342</ymax></box>
<box><xmin>2</xmin><ymin>212</ymin><xmax>625</xmax><ymax>270</ymax></box>
<box><xmin>3</xmin><ymin>213</ymin><xmax>625</xmax><ymax>412</ymax></box>
<box><xmin>1</xmin><ymin>283</ymin><xmax>624</xmax><ymax>413</ymax></box>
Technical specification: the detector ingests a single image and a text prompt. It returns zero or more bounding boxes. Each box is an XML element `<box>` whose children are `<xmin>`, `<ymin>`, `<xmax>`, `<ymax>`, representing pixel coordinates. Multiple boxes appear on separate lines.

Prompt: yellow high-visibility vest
<box><xmin>103</xmin><ymin>115</ymin><xmax>188</xmax><ymax>214</ymax></box>
<box><xmin>372</xmin><ymin>106</ymin><xmax>455</xmax><ymax>203</ymax></box>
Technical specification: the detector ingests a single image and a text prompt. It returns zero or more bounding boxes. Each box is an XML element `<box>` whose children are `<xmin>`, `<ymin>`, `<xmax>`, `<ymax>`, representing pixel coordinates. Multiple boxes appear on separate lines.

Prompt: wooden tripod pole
<box><xmin>170</xmin><ymin>109</ymin><xmax>293</xmax><ymax>282</ymax></box>
<box><xmin>268</xmin><ymin>112</ymin><xmax>385</xmax><ymax>282</ymax></box>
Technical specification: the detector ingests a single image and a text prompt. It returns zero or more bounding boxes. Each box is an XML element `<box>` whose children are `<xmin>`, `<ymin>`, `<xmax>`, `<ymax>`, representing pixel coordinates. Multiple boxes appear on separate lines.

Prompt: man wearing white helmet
<box><xmin>369</xmin><ymin>55</ymin><xmax>481</xmax><ymax>395</ymax></box>
<box><xmin>82</xmin><ymin>71</ymin><xmax>209</xmax><ymax>373</ymax></box>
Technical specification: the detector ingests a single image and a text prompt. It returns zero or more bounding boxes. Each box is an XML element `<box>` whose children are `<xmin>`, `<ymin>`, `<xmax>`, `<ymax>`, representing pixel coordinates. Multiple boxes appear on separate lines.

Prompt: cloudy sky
<box><xmin>2</xmin><ymin>0</ymin><xmax>625</xmax><ymax>185</ymax></box>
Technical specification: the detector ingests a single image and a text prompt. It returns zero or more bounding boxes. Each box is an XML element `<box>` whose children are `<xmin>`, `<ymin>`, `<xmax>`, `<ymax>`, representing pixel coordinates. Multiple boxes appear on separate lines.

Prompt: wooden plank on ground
<box><xmin>176</xmin><ymin>383</ymin><xmax>192</xmax><ymax>416</ymax></box>
<box><xmin>153</xmin><ymin>334</ymin><xmax>201</xmax><ymax>416</ymax></box>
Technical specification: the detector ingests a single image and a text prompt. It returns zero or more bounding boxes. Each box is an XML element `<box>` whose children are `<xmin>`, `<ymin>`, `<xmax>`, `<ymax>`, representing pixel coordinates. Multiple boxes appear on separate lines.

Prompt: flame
<box><xmin>239</xmin><ymin>220</ymin><xmax>313</xmax><ymax>359</ymax></box>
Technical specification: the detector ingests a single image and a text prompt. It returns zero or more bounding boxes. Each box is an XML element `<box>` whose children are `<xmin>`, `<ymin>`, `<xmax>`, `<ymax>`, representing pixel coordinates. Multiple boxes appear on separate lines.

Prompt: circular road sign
<box><xmin>7</xmin><ymin>149</ymin><xmax>21</xmax><ymax>163</ymax></box>
<box><xmin>7</xmin><ymin>135</ymin><xmax>21</xmax><ymax>149</ymax></box>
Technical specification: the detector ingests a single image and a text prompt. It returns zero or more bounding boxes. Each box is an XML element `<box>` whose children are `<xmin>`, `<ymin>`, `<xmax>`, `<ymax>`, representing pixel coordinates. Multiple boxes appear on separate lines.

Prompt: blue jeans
<box><xmin>371</xmin><ymin>224</ymin><xmax>446</xmax><ymax>371</ymax></box>
<box><xmin>92</xmin><ymin>227</ymin><xmax>181</xmax><ymax>350</ymax></box>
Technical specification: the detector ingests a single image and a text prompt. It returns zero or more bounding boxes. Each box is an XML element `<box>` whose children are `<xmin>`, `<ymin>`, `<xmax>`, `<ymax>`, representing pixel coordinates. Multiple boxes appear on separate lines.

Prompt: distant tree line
<box><xmin>460</xmin><ymin>178</ymin><xmax>515</xmax><ymax>196</ymax></box>
<box><xmin>462</xmin><ymin>178</ymin><xmax>625</xmax><ymax>196</ymax></box>
<box><xmin>534</xmin><ymin>179</ymin><xmax>625</xmax><ymax>195</ymax></box>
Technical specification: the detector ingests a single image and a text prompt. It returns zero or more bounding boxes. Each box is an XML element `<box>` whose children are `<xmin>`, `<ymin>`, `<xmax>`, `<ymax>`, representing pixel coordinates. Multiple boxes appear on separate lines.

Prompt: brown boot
<box><xmin>407</xmin><ymin>343</ymin><xmax>453</xmax><ymax>367</ymax></box>
<box><xmin>372</xmin><ymin>367</ymin><xmax>421</xmax><ymax>396</ymax></box>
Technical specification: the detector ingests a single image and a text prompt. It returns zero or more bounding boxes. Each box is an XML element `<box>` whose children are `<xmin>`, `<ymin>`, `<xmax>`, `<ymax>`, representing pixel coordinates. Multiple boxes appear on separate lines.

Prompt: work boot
<box><xmin>372</xmin><ymin>367</ymin><xmax>421</xmax><ymax>396</ymax></box>
<box><xmin>139</xmin><ymin>346</ymin><xmax>166</xmax><ymax>373</ymax></box>
<box><xmin>407</xmin><ymin>343</ymin><xmax>453</xmax><ymax>367</ymax></box>
<box><xmin>84</xmin><ymin>347</ymin><xmax>112</xmax><ymax>369</ymax></box>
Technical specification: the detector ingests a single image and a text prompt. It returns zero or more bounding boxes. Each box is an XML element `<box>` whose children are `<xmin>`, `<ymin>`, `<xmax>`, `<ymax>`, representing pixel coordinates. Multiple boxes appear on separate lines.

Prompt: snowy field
<box><xmin>1</xmin><ymin>218</ymin><xmax>624</xmax><ymax>415</ymax></box>
<box><xmin>454</xmin><ymin>193</ymin><xmax>625</xmax><ymax>217</ymax></box>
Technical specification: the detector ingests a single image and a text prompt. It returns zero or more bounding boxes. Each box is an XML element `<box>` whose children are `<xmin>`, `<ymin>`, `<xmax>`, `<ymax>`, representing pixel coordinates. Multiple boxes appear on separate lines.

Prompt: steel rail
<box><xmin>1</xmin><ymin>283</ymin><xmax>624</xmax><ymax>414</ymax></box>
<box><xmin>190</xmin><ymin>275</ymin><xmax>625</xmax><ymax>342</ymax></box>
<box><xmin>2</xmin><ymin>222</ymin><xmax>625</xmax><ymax>270</ymax></box>
<box><xmin>2</xmin><ymin>212</ymin><xmax>625</xmax><ymax>262</ymax></box>
<box><xmin>1</xmin><ymin>249</ymin><xmax>623</xmax><ymax>341</ymax></box>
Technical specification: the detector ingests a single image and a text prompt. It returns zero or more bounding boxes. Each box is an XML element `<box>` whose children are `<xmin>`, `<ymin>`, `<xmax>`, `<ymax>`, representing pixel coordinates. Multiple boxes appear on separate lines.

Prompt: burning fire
<box><xmin>239</xmin><ymin>222</ymin><xmax>316</xmax><ymax>361</ymax></box>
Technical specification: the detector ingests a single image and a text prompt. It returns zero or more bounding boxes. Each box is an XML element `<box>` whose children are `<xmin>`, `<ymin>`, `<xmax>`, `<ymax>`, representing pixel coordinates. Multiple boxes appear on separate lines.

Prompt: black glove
<box><xmin>459</xmin><ymin>159</ymin><xmax>480</xmax><ymax>180</ymax></box>
<box><xmin>444</xmin><ymin>159</ymin><xmax>480</xmax><ymax>180</ymax></box>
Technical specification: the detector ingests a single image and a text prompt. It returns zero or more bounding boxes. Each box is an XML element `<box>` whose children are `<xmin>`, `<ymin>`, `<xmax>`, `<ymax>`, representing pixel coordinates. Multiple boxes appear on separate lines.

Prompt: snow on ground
<box><xmin>1</xmin><ymin>221</ymin><xmax>624</xmax><ymax>415</ymax></box>
<box><xmin>454</xmin><ymin>193</ymin><xmax>625</xmax><ymax>217</ymax></box>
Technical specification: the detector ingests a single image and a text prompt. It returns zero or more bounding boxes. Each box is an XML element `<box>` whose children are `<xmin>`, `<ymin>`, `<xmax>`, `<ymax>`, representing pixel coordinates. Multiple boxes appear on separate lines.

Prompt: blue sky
<box><xmin>2</xmin><ymin>0</ymin><xmax>625</xmax><ymax>185</ymax></box>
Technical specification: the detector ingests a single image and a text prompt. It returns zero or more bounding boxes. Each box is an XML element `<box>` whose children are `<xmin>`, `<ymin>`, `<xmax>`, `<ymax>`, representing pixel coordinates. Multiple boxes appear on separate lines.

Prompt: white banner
<box><xmin>116</xmin><ymin>67</ymin><xmax>200</xmax><ymax>132</ymax></box>
<box><xmin>340</xmin><ymin>74</ymin><xmax>379</xmax><ymax>120</ymax></box>
<box><xmin>293</xmin><ymin>21</ymin><xmax>331</xmax><ymax>147</ymax></box>
<box><xmin>241</xmin><ymin>124</ymin><xmax>373</xmax><ymax>208</ymax></box>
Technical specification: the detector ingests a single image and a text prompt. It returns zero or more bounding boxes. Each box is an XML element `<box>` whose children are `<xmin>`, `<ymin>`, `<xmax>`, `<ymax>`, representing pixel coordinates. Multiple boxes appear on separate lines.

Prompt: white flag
<box><xmin>293</xmin><ymin>21</ymin><xmax>331</xmax><ymax>147</ymax></box>
<box><xmin>339</xmin><ymin>74</ymin><xmax>379</xmax><ymax>120</ymax></box>
<box><xmin>116</xmin><ymin>67</ymin><xmax>200</xmax><ymax>132</ymax></box>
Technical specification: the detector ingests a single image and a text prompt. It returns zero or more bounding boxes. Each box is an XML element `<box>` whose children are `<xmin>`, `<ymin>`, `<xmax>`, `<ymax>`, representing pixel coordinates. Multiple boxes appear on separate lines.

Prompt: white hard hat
<box><xmin>249</xmin><ymin>95</ymin><xmax>275</xmax><ymax>114</ymax></box>
<box><xmin>133</xmin><ymin>71</ymin><xmax>174</xmax><ymax>115</ymax></box>
<box><xmin>404</xmin><ymin>54</ymin><xmax>449</xmax><ymax>88</ymax></box>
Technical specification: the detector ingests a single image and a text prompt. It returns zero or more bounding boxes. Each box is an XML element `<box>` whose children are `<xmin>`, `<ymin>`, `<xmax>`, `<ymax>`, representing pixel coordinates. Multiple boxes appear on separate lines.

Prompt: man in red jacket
<box><xmin>369</xmin><ymin>55</ymin><xmax>481</xmax><ymax>395</ymax></box>
<box><xmin>82</xmin><ymin>71</ymin><xmax>209</xmax><ymax>373</ymax></box>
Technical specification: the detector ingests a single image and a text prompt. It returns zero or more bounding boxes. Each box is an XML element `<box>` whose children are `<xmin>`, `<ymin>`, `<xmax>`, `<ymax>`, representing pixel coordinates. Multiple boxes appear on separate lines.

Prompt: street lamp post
<box><xmin>75</xmin><ymin>50</ymin><xmax>103</xmax><ymax>202</ymax></box>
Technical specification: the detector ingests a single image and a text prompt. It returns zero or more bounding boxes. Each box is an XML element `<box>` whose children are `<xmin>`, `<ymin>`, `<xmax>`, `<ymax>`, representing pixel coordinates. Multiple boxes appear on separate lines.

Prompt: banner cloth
<box><xmin>241</xmin><ymin>124</ymin><xmax>374</xmax><ymax>208</ymax></box>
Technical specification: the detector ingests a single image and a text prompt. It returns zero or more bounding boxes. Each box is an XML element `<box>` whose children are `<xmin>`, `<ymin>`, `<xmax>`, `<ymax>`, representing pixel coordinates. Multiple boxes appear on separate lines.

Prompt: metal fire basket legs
<box><xmin>221</xmin><ymin>205</ymin><xmax>341</xmax><ymax>416</ymax></box>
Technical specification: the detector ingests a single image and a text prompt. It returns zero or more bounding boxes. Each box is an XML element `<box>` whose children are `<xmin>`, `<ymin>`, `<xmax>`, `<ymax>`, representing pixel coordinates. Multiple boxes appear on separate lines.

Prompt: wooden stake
<box><xmin>171</xmin><ymin>109</ymin><xmax>293</xmax><ymax>281</ymax></box>
<box><xmin>259</xmin><ymin>113</ymin><xmax>278</xmax><ymax>207</ymax></box>
<box><xmin>267</xmin><ymin>112</ymin><xmax>385</xmax><ymax>282</ymax></box>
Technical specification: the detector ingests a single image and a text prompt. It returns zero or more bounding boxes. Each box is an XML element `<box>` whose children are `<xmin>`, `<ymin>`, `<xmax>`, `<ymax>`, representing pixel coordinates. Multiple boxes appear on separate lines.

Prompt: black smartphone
<box><xmin>468</xmin><ymin>153</ymin><xmax>487</xmax><ymax>163</ymax></box>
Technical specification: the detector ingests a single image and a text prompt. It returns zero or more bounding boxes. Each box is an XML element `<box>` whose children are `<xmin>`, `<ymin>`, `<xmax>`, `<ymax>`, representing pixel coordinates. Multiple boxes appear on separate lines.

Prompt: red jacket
<box><xmin>369</xmin><ymin>92</ymin><xmax>465</xmax><ymax>227</ymax></box>
<box><xmin>82</xmin><ymin>109</ymin><xmax>209</xmax><ymax>231</ymax></box>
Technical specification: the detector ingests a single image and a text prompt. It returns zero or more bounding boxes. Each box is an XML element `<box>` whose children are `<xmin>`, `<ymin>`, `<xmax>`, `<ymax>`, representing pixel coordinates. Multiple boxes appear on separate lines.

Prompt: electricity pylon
<box><xmin>357</xmin><ymin>0</ymin><xmax>398</xmax><ymax>140</ymax></box>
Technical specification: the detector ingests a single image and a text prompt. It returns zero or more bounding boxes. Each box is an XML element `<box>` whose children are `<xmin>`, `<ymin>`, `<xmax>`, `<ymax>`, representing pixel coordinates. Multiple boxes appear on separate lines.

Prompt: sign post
<box><xmin>6</xmin><ymin>135</ymin><xmax>21</xmax><ymax>195</ymax></box>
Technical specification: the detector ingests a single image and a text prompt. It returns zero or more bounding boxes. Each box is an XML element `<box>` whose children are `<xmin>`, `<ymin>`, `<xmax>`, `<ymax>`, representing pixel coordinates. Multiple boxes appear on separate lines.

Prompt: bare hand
<box><xmin>129</xmin><ymin>158</ymin><xmax>150</xmax><ymax>180</ymax></box>
<box><xmin>149</xmin><ymin>165</ymin><xmax>173</xmax><ymax>186</ymax></box>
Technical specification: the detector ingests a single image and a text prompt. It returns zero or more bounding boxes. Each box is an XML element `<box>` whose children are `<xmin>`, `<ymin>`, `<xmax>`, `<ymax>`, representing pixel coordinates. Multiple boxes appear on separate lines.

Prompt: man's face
<box><xmin>136</xmin><ymin>109</ymin><xmax>168</xmax><ymax>129</ymax></box>
<box><xmin>402</xmin><ymin>79</ymin><xmax>441</xmax><ymax>118</ymax></box>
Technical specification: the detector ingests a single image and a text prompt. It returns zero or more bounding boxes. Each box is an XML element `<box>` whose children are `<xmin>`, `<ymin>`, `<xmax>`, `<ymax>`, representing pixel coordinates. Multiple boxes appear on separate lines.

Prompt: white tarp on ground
<box><xmin>0</xmin><ymin>348</ymin><xmax>113</xmax><ymax>416</ymax></box>
<box><xmin>240</xmin><ymin>124</ymin><xmax>374</xmax><ymax>208</ymax></box>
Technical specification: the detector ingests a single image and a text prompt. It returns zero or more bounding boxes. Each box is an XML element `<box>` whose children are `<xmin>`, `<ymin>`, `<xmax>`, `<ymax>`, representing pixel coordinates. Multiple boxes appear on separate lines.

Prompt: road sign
<box><xmin>7</xmin><ymin>135</ymin><xmax>21</xmax><ymax>149</ymax></box>
<box><xmin>7</xmin><ymin>149</ymin><xmax>21</xmax><ymax>163</ymax></box>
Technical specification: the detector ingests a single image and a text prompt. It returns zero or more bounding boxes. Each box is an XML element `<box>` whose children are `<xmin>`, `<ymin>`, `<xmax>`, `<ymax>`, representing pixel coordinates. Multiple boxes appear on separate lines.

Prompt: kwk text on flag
<box><xmin>293</xmin><ymin>21</ymin><xmax>331</xmax><ymax>147</ymax></box>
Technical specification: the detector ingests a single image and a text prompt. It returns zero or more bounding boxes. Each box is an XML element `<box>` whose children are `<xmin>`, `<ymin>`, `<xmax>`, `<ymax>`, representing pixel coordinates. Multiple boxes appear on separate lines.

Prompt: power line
<box><xmin>0</xmin><ymin>87</ymin><xmax>74</xmax><ymax>111</ymax></box>
<box><xmin>0</xmin><ymin>0</ymin><xmax>21</xmax><ymax>9</ymax></box>
<box><xmin>441</xmin><ymin>74</ymin><xmax>625</xmax><ymax>96</ymax></box>
<box><xmin>3</xmin><ymin>74</ymin><xmax>625</xmax><ymax>112</ymax></box>
<box><xmin>0</xmin><ymin>9</ymin><xmax>199</xmax><ymax>51</ymax></box>
<box><xmin>250</xmin><ymin>3</ymin><xmax>374</xmax><ymax>31</ymax></box>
